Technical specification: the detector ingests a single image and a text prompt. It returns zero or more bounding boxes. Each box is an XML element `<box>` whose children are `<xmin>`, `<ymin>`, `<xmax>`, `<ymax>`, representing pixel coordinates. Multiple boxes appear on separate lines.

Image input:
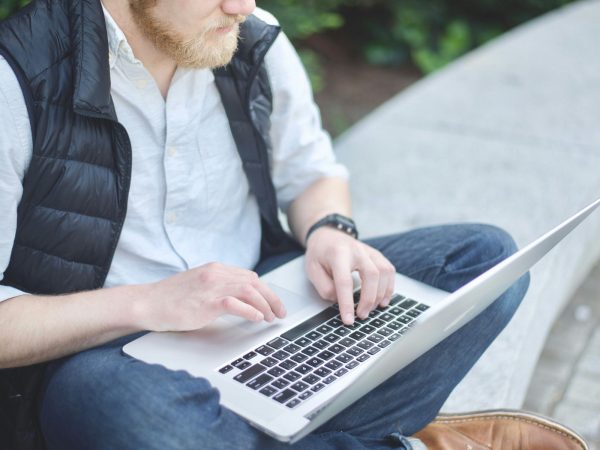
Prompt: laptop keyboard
<box><xmin>217</xmin><ymin>292</ymin><xmax>429</xmax><ymax>409</ymax></box>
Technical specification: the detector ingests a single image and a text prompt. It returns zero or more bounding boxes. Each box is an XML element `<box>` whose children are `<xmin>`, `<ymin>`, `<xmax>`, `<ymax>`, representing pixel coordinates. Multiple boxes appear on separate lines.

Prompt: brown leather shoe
<box><xmin>414</xmin><ymin>409</ymin><xmax>589</xmax><ymax>450</ymax></box>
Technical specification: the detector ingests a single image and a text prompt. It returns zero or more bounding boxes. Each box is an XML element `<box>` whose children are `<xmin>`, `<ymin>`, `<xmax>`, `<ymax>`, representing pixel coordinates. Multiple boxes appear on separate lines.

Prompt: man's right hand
<box><xmin>137</xmin><ymin>262</ymin><xmax>286</xmax><ymax>332</ymax></box>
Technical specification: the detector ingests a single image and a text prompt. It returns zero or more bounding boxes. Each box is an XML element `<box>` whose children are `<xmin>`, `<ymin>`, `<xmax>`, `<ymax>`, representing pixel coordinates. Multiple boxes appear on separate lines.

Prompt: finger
<box><xmin>252</xmin><ymin>278</ymin><xmax>287</xmax><ymax>319</ymax></box>
<box><xmin>232</xmin><ymin>283</ymin><xmax>277</xmax><ymax>322</ymax></box>
<box><xmin>306</xmin><ymin>260</ymin><xmax>336</xmax><ymax>302</ymax></box>
<box><xmin>219</xmin><ymin>296</ymin><xmax>264</xmax><ymax>322</ymax></box>
<box><xmin>356</xmin><ymin>259</ymin><xmax>380</xmax><ymax>319</ymax></box>
<box><xmin>331</xmin><ymin>259</ymin><xmax>356</xmax><ymax>325</ymax></box>
<box><xmin>369</xmin><ymin>251</ymin><xmax>395</xmax><ymax>307</ymax></box>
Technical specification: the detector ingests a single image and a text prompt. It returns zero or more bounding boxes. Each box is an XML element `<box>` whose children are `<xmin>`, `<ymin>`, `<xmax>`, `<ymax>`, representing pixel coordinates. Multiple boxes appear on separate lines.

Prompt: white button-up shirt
<box><xmin>0</xmin><ymin>8</ymin><xmax>348</xmax><ymax>302</ymax></box>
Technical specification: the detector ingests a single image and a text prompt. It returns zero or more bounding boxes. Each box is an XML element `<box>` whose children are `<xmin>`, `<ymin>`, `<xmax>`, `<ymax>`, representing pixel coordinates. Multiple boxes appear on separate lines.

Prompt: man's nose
<box><xmin>221</xmin><ymin>0</ymin><xmax>256</xmax><ymax>17</ymax></box>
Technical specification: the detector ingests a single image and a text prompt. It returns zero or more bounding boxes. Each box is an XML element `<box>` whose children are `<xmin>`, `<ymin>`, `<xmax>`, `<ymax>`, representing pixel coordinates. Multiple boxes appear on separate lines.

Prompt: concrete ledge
<box><xmin>335</xmin><ymin>0</ymin><xmax>600</xmax><ymax>410</ymax></box>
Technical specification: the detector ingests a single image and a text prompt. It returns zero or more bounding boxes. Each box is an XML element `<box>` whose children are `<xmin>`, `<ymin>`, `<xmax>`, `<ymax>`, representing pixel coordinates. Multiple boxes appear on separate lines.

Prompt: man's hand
<box><xmin>138</xmin><ymin>263</ymin><xmax>286</xmax><ymax>332</ymax></box>
<box><xmin>305</xmin><ymin>227</ymin><xmax>396</xmax><ymax>325</ymax></box>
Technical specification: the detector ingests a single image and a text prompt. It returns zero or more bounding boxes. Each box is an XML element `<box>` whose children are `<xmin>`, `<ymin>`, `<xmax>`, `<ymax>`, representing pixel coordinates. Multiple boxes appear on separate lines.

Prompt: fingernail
<box><xmin>279</xmin><ymin>305</ymin><xmax>287</xmax><ymax>318</ymax></box>
<box><xmin>382</xmin><ymin>298</ymin><xmax>390</xmax><ymax>307</ymax></box>
<box><xmin>343</xmin><ymin>313</ymin><xmax>354</xmax><ymax>325</ymax></box>
<box><xmin>255</xmin><ymin>312</ymin><xmax>264</xmax><ymax>322</ymax></box>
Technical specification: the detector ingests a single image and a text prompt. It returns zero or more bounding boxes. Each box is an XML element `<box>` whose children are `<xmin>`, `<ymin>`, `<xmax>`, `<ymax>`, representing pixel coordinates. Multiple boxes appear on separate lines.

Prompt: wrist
<box><xmin>304</xmin><ymin>213</ymin><xmax>358</xmax><ymax>245</ymax></box>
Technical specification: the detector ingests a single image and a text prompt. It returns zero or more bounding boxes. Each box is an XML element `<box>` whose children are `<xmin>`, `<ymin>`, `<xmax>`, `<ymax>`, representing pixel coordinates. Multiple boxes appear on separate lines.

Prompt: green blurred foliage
<box><xmin>1</xmin><ymin>0</ymin><xmax>574</xmax><ymax>75</ymax></box>
<box><xmin>259</xmin><ymin>0</ymin><xmax>573</xmax><ymax>73</ymax></box>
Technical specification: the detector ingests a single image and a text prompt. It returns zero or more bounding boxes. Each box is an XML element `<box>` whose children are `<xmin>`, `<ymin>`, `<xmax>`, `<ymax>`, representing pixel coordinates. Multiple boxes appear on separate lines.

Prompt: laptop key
<box><xmin>283</xmin><ymin>343</ymin><xmax>301</xmax><ymax>354</ymax></box>
<box><xmin>234</xmin><ymin>364</ymin><xmax>266</xmax><ymax>383</ymax></box>
<box><xmin>314</xmin><ymin>367</ymin><xmax>331</xmax><ymax>377</ymax></box>
<box><xmin>299</xmin><ymin>391</ymin><xmax>313</xmax><ymax>400</ymax></box>
<box><xmin>235</xmin><ymin>361</ymin><xmax>251</xmax><ymax>370</ymax></box>
<box><xmin>367</xmin><ymin>347</ymin><xmax>381</xmax><ymax>355</ymax></box>
<box><xmin>294</xmin><ymin>337</ymin><xmax>311</xmax><ymax>347</ymax></box>
<box><xmin>303</xmin><ymin>374</ymin><xmax>320</xmax><ymax>385</ymax></box>
<box><xmin>267</xmin><ymin>337</ymin><xmax>289</xmax><ymax>350</ymax></box>
<box><xmin>346</xmin><ymin>346</ymin><xmax>364</xmax><ymax>357</ymax></box>
<box><xmin>389</xmin><ymin>294</ymin><xmax>406</xmax><ymax>306</ymax></box>
<box><xmin>327</xmin><ymin>318</ymin><xmax>343</xmax><ymax>328</ymax></box>
<box><xmin>243</xmin><ymin>351</ymin><xmax>258</xmax><ymax>360</ymax></box>
<box><xmin>312</xmin><ymin>340</ymin><xmax>329</xmax><ymax>350</ymax></box>
<box><xmin>286</xmin><ymin>398</ymin><xmax>302</xmax><ymax>409</ymax></box>
<box><xmin>378</xmin><ymin>340</ymin><xmax>392</xmax><ymax>348</ymax></box>
<box><xmin>231</xmin><ymin>358</ymin><xmax>245</xmax><ymax>368</ymax></box>
<box><xmin>367</xmin><ymin>334</ymin><xmax>384</xmax><ymax>344</ymax></box>
<box><xmin>379</xmin><ymin>313</ymin><xmax>395</xmax><ymax>322</ymax></box>
<box><xmin>306</xmin><ymin>331</ymin><xmax>322</xmax><ymax>341</ymax></box>
<box><xmin>368</xmin><ymin>309</ymin><xmax>381</xmax><ymax>318</ymax></box>
<box><xmin>272</xmin><ymin>379</ymin><xmax>290</xmax><ymax>389</ymax></box>
<box><xmin>255</xmin><ymin>345</ymin><xmax>274</xmax><ymax>356</ymax></box>
<box><xmin>388</xmin><ymin>333</ymin><xmax>401</xmax><ymax>341</ymax></box>
<box><xmin>323</xmin><ymin>375</ymin><xmax>336</xmax><ymax>384</ymax></box>
<box><xmin>399</xmin><ymin>299</ymin><xmax>417</xmax><ymax>309</ymax></box>
<box><xmin>360</xmin><ymin>324</ymin><xmax>376</xmax><ymax>334</ymax></box>
<box><xmin>247</xmin><ymin>374</ymin><xmax>273</xmax><ymax>390</ymax></box>
<box><xmin>316</xmin><ymin>325</ymin><xmax>333</xmax><ymax>334</ymax></box>
<box><xmin>357</xmin><ymin>340</ymin><xmax>374</xmax><ymax>350</ymax></box>
<box><xmin>335</xmin><ymin>353</ymin><xmax>353</xmax><ymax>364</ymax></box>
<box><xmin>323</xmin><ymin>333</ymin><xmax>340</xmax><ymax>343</ymax></box>
<box><xmin>290</xmin><ymin>381</ymin><xmax>309</xmax><ymax>392</ymax></box>
<box><xmin>346</xmin><ymin>361</ymin><xmax>359</xmax><ymax>370</ymax></box>
<box><xmin>284</xmin><ymin>372</ymin><xmax>301</xmax><ymax>382</ymax></box>
<box><xmin>370</xmin><ymin>319</ymin><xmax>386</xmax><ymax>328</ymax></box>
<box><xmin>295</xmin><ymin>364</ymin><xmax>313</xmax><ymax>375</ymax></box>
<box><xmin>325</xmin><ymin>360</ymin><xmax>342</xmax><ymax>370</ymax></box>
<box><xmin>316</xmin><ymin>350</ymin><xmax>335</xmax><ymax>361</ymax></box>
<box><xmin>348</xmin><ymin>331</ymin><xmax>366</xmax><ymax>340</ymax></box>
<box><xmin>339</xmin><ymin>337</ymin><xmax>356</xmax><ymax>347</ymax></box>
<box><xmin>259</xmin><ymin>385</ymin><xmax>277</xmax><ymax>397</ymax></box>
<box><xmin>377</xmin><ymin>327</ymin><xmax>393</xmax><ymax>337</ymax></box>
<box><xmin>406</xmin><ymin>309</ymin><xmax>421</xmax><ymax>318</ymax></box>
<box><xmin>356</xmin><ymin>354</ymin><xmax>370</xmax><ymax>362</ymax></box>
<box><xmin>267</xmin><ymin>367</ymin><xmax>285</xmax><ymax>377</ymax></box>
<box><xmin>387</xmin><ymin>321</ymin><xmax>402</xmax><ymax>331</ymax></box>
<box><xmin>333</xmin><ymin>328</ymin><xmax>351</xmax><ymax>337</ymax></box>
<box><xmin>301</xmin><ymin>346</ymin><xmax>319</xmax><ymax>357</ymax></box>
<box><xmin>305</xmin><ymin>357</ymin><xmax>324</xmax><ymax>368</ymax></box>
<box><xmin>389</xmin><ymin>307</ymin><xmax>403</xmax><ymax>316</ymax></box>
<box><xmin>290</xmin><ymin>353</ymin><xmax>308</xmax><ymax>363</ymax></box>
<box><xmin>272</xmin><ymin>350</ymin><xmax>290</xmax><ymax>361</ymax></box>
<box><xmin>279</xmin><ymin>360</ymin><xmax>297</xmax><ymax>370</ymax></box>
<box><xmin>397</xmin><ymin>316</ymin><xmax>412</xmax><ymax>325</ymax></box>
<box><xmin>311</xmin><ymin>383</ymin><xmax>326</xmax><ymax>392</ymax></box>
<box><xmin>329</xmin><ymin>344</ymin><xmax>345</xmax><ymax>354</ymax></box>
<box><xmin>334</xmin><ymin>368</ymin><xmax>348</xmax><ymax>377</ymax></box>
<box><xmin>260</xmin><ymin>357</ymin><xmax>279</xmax><ymax>367</ymax></box>
<box><xmin>218</xmin><ymin>365</ymin><xmax>234</xmax><ymax>374</ymax></box>
<box><xmin>273</xmin><ymin>389</ymin><xmax>296</xmax><ymax>404</ymax></box>
<box><xmin>416</xmin><ymin>303</ymin><xmax>429</xmax><ymax>312</ymax></box>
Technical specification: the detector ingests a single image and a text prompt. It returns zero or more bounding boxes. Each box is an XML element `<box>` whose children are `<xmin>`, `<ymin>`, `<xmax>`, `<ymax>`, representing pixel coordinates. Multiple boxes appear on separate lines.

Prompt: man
<box><xmin>0</xmin><ymin>1</ymin><xmax>581</xmax><ymax>449</ymax></box>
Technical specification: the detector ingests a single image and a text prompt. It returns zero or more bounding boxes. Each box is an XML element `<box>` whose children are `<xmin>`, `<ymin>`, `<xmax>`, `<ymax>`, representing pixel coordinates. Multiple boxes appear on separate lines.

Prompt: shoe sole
<box><xmin>432</xmin><ymin>409</ymin><xmax>589</xmax><ymax>450</ymax></box>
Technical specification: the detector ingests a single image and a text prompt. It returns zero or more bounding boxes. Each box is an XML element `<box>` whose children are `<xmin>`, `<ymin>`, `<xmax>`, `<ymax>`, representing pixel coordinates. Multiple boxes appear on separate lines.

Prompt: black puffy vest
<box><xmin>0</xmin><ymin>1</ymin><xmax>300</xmax><ymax>448</ymax></box>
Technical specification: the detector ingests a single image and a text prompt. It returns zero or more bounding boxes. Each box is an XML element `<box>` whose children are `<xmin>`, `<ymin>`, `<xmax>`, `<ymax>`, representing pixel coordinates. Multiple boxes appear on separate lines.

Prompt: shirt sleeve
<box><xmin>0</xmin><ymin>55</ymin><xmax>33</xmax><ymax>302</ymax></box>
<box><xmin>260</xmin><ymin>12</ymin><xmax>349</xmax><ymax>213</ymax></box>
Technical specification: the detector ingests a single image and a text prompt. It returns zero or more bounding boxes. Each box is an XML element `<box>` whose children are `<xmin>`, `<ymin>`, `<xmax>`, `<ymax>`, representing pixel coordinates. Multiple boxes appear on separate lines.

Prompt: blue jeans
<box><xmin>39</xmin><ymin>224</ymin><xmax>529</xmax><ymax>449</ymax></box>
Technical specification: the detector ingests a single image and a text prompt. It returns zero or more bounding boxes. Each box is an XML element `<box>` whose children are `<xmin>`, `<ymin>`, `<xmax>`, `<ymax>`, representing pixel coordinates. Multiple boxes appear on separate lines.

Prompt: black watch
<box><xmin>305</xmin><ymin>213</ymin><xmax>359</xmax><ymax>243</ymax></box>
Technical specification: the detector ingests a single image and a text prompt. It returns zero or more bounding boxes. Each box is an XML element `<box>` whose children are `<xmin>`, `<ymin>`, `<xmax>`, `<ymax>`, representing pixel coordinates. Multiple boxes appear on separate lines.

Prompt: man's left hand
<box><xmin>304</xmin><ymin>227</ymin><xmax>396</xmax><ymax>325</ymax></box>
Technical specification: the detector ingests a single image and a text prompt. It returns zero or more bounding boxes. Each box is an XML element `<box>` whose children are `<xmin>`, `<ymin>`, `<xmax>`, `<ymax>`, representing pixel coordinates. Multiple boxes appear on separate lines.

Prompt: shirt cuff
<box><xmin>0</xmin><ymin>285</ymin><xmax>28</xmax><ymax>303</ymax></box>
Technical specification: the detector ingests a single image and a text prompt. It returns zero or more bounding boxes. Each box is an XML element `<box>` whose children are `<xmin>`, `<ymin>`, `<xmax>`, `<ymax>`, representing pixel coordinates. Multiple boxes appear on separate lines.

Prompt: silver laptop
<box><xmin>123</xmin><ymin>198</ymin><xmax>600</xmax><ymax>443</ymax></box>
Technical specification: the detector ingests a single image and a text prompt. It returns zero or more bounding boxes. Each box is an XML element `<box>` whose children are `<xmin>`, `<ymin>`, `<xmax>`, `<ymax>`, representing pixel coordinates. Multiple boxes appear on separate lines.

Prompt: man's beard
<box><xmin>129</xmin><ymin>1</ymin><xmax>245</xmax><ymax>69</ymax></box>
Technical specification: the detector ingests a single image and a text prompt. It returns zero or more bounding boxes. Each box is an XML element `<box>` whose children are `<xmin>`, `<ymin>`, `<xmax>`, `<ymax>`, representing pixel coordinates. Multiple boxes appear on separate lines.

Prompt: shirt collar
<box><xmin>101</xmin><ymin>3</ymin><xmax>138</xmax><ymax>69</ymax></box>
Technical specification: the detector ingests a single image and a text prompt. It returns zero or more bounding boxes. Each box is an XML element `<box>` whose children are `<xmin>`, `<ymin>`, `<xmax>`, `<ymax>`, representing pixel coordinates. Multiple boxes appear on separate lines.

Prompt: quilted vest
<box><xmin>0</xmin><ymin>1</ymin><xmax>301</xmax><ymax>448</ymax></box>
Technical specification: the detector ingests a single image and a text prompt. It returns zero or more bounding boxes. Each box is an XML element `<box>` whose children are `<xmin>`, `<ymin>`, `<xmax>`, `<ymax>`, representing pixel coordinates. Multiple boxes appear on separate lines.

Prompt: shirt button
<box><xmin>167</xmin><ymin>146</ymin><xmax>178</xmax><ymax>157</ymax></box>
<box><xmin>166</xmin><ymin>212</ymin><xmax>177</xmax><ymax>224</ymax></box>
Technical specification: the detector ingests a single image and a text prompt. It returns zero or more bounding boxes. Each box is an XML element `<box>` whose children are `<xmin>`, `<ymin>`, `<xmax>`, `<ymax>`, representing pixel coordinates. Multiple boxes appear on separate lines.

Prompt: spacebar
<box><xmin>281</xmin><ymin>307</ymin><xmax>339</xmax><ymax>341</ymax></box>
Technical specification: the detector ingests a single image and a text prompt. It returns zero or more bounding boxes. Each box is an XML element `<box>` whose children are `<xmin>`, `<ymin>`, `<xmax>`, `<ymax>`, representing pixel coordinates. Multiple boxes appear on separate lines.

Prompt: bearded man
<box><xmin>0</xmin><ymin>1</ymin><xmax>582</xmax><ymax>449</ymax></box>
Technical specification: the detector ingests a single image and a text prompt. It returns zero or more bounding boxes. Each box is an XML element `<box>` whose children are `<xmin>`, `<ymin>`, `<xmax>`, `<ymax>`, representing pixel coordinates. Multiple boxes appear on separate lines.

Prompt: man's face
<box><xmin>129</xmin><ymin>0</ymin><xmax>255</xmax><ymax>68</ymax></box>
